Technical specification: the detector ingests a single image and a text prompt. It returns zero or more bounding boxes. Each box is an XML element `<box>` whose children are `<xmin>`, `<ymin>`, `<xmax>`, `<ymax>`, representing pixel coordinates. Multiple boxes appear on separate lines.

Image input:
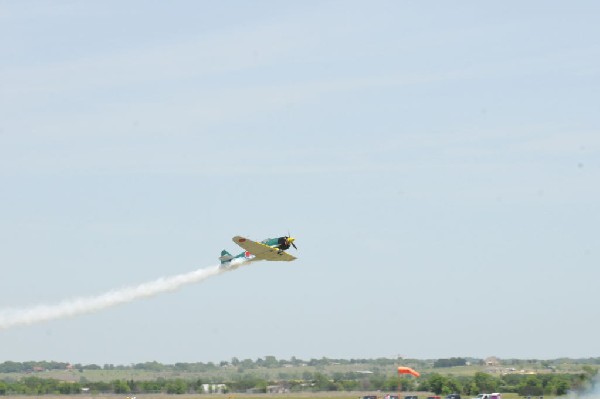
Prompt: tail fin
<box><xmin>219</xmin><ymin>250</ymin><xmax>233</xmax><ymax>264</ymax></box>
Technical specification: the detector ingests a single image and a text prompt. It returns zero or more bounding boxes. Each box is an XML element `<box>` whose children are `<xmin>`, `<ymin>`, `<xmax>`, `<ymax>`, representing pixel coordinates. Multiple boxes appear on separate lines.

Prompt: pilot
<box><xmin>277</xmin><ymin>237</ymin><xmax>291</xmax><ymax>251</ymax></box>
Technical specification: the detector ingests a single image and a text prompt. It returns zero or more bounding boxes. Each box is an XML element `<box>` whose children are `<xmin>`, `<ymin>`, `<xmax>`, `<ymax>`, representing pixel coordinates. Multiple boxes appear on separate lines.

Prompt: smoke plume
<box><xmin>0</xmin><ymin>263</ymin><xmax>237</xmax><ymax>330</ymax></box>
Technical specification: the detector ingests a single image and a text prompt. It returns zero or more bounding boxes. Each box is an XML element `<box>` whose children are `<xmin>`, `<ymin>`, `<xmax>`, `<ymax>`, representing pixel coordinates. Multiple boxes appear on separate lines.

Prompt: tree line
<box><xmin>2</xmin><ymin>357</ymin><xmax>599</xmax><ymax>374</ymax></box>
<box><xmin>0</xmin><ymin>370</ymin><xmax>597</xmax><ymax>396</ymax></box>
<box><xmin>0</xmin><ymin>357</ymin><xmax>413</xmax><ymax>374</ymax></box>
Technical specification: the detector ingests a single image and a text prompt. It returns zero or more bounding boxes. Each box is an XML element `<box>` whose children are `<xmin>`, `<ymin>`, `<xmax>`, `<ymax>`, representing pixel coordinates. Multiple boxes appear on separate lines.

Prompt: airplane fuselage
<box><xmin>219</xmin><ymin>235</ymin><xmax>297</xmax><ymax>267</ymax></box>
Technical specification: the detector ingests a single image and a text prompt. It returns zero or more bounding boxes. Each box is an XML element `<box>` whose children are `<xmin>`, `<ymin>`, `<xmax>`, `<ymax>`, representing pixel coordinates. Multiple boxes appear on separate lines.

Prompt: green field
<box><xmin>0</xmin><ymin>361</ymin><xmax>590</xmax><ymax>383</ymax></box>
<box><xmin>0</xmin><ymin>359</ymin><xmax>595</xmax><ymax>399</ymax></box>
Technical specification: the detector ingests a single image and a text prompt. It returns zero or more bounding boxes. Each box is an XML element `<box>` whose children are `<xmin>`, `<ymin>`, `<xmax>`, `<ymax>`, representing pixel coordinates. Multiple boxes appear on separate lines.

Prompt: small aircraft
<box><xmin>219</xmin><ymin>235</ymin><xmax>297</xmax><ymax>267</ymax></box>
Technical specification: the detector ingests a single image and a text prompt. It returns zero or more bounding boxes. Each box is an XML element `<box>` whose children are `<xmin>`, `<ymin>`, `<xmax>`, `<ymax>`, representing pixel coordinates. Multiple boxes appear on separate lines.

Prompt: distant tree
<box><xmin>518</xmin><ymin>375</ymin><xmax>543</xmax><ymax>396</ymax></box>
<box><xmin>264</xmin><ymin>356</ymin><xmax>278</xmax><ymax>368</ymax></box>
<box><xmin>434</xmin><ymin>358</ymin><xmax>467</xmax><ymax>368</ymax></box>
<box><xmin>166</xmin><ymin>379</ymin><xmax>187</xmax><ymax>394</ymax></box>
<box><xmin>383</xmin><ymin>375</ymin><xmax>400</xmax><ymax>391</ymax></box>
<box><xmin>0</xmin><ymin>361</ymin><xmax>24</xmax><ymax>373</ymax></box>
<box><xmin>545</xmin><ymin>375</ymin><xmax>570</xmax><ymax>395</ymax></box>
<box><xmin>278</xmin><ymin>372</ymin><xmax>290</xmax><ymax>380</ymax></box>
<box><xmin>134</xmin><ymin>361</ymin><xmax>163</xmax><ymax>371</ymax></box>
<box><xmin>473</xmin><ymin>372</ymin><xmax>499</xmax><ymax>392</ymax></box>
<box><xmin>465</xmin><ymin>381</ymin><xmax>478</xmax><ymax>395</ymax></box>
<box><xmin>254</xmin><ymin>379</ymin><xmax>268</xmax><ymax>393</ymax></box>
<box><xmin>139</xmin><ymin>379</ymin><xmax>162</xmax><ymax>393</ymax></box>
<box><xmin>192</xmin><ymin>379</ymin><xmax>203</xmax><ymax>393</ymax></box>
<box><xmin>399</xmin><ymin>376</ymin><xmax>417</xmax><ymax>391</ymax></box>
<box><xmin>423</xmin><ymin>373</ymin><xmax>450</xmax><ymax>394</ymax></box>
<box><xmin>444</xmin><ymin>377</ymin><xmax>463</xmax><ymax>395</ymax></box>
<box><xmin>58</xmin><ymin>381</ymin><xmax>81</xmax><ymax>394</ymax></box>
<box><xmin>302</xmin><ymin>371</ymin><xmax>314</xmax><ymax>381</ymax></box>
<box><xmin>339</xmin><ymin>379</ymin><xmax>360</xmax><ymax>391</ymax></box>
<box><xmin>173</xmin><ymin>363</ymin><xmax>191</xmax><ymax>372</ymax></box>
<box><xmin>237</xmin><ymin>359</ymin><xmax>255</xmax><ymax>372</ymax></box>
<box><xmin>313</xmin><ymin>372</ymin><xmax>336</xmax><ymax>391</ymax></box>
<box><xmin>206</xmin><ymin>362</ymin><xmax>217</xmax><ymax>370</ymax></box>
<box><xmin>113</xmin><ymin>380</ymin><xmax>131</xmax><ymax>394</ymax></box>
<box><xmin>367</xmin><ymin>373</ymin><xmax>386</xmax><ymax>391</ymax></box>
<box><xmin>92</xmin><ymin>381</ymin><xmax>112</xmax><ymax>393</ymax></box>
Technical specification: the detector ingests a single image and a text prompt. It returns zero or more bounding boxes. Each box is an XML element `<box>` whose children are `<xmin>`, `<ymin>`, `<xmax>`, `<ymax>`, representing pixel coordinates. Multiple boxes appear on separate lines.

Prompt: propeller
<box><xmin>285</xmin><ymin>234</ymin><xmax>297</xmax><ymax>250</ymax></box>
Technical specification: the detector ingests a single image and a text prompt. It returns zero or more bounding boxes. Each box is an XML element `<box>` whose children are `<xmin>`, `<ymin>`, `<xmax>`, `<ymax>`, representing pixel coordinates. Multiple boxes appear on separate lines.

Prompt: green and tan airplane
<box><xmin>219</xmin><ymin>235</ymin><xmax>297</xmax><ymax>267</ymax></box>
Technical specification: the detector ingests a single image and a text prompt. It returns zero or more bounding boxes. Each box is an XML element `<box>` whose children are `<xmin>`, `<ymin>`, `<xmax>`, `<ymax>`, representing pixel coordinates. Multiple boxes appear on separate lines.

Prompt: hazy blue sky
<box><xmin>1</xmin><ymin>1</ymin><xmax>599</xmax><ymax>364</ymax></box>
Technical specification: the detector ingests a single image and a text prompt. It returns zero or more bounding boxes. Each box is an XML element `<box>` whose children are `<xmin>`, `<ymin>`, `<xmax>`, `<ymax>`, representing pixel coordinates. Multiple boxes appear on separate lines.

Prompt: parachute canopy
<box><xmin>397</xmin><ymin>366</ymin><xmax>420</xmax><ymax>377</ymax></box>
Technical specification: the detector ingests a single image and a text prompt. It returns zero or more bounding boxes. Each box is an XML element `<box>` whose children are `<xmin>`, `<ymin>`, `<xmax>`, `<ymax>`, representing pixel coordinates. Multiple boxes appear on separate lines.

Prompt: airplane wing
<box><xmin>232</xmin><ymin>236</ymin><xmax>297</xmax><ymax>262</ymax></box>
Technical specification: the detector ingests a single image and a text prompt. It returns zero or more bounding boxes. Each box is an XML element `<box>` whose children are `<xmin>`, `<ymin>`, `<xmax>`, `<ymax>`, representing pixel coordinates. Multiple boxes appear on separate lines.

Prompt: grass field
<box><xmin>0</xmin><ymin>361</ymin><xmax>586</xmax><ymax>383</ymax></box>
<box><xmin>0</xmin><ymin>361</ymin><xmax>590</xmax><ymax>399</ymax></box>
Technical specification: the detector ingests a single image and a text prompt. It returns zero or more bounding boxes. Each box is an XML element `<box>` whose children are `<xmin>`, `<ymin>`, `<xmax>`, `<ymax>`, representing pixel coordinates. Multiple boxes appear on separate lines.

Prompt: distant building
<box><xmin>485</xmin><ymin>357</ymin><xmax>500</xmax><ymax>366</ymax></box>
<box><xmin>267</xmin><ymin>385</ymin><xmax>289</xmax><ymax>394</ymax></box>
<box><xmin>201</xmin><ymin>384</ymin><xmax>227</xmax><ymax>394</ymax></box>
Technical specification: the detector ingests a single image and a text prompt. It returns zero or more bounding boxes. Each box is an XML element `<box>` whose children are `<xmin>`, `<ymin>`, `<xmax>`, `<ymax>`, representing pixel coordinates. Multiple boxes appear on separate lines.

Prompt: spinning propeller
<box><xmin>285</xmin><ymin>235</ymin><xmax>297</xmax><ymax>250</ymax></box>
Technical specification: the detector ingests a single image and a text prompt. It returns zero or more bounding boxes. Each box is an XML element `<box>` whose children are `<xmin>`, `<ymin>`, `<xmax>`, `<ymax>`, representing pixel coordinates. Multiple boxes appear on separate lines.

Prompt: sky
<box><xmin>0</xmin><ymin>0</ymin><xmax>599</xmax><ymax>365</ymax></box>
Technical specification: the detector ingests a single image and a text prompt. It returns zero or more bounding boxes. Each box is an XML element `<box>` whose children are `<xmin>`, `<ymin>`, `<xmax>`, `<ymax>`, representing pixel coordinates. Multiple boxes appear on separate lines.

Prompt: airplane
<box><xmin>219</xmin><ymin>235</ymin><xmax>297</xmax><ymax>267</ymax></box>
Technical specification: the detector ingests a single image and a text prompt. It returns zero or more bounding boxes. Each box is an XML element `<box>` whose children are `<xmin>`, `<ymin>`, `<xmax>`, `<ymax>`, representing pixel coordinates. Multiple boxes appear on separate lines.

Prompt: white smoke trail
<box><xmin>0</xmin><ymin>263</ymin><xmax>240</xmax><ymax>330</ymax></box>
<box><xmin>569</xmin><ymin>373</ymin><xmax>600</xmax><ymax>399</ymax></box>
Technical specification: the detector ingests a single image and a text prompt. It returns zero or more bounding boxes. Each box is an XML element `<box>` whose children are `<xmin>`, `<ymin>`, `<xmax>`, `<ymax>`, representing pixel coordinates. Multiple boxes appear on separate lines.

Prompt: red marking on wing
<box><xmin>245</xmin><ymin>251</ymin><xmax>251</xmax><ymax>258</ymax></box>
<box><xmin>239</xmin><ymin>238</ymin><xmax>246</xmax><ymax>242</ymax></box>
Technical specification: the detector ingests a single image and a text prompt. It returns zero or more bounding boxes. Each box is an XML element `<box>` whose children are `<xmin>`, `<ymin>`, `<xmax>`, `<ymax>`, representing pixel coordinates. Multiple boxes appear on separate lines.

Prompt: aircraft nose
<box><xmin>288</xmin><ymin>237</ymin><xmax>297</xmax><ymax>249</ymax></box>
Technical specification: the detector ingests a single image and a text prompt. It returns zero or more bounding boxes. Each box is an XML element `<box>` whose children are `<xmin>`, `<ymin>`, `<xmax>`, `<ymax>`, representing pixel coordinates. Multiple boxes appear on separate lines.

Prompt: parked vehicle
<box><xmin>473</xmin><ymin>393</ymin><xmax>501</xmax><ymax>399</ymax></box>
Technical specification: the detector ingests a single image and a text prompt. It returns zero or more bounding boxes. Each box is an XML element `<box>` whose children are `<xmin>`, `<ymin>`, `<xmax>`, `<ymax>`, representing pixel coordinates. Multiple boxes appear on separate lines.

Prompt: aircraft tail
<box><xmin>219</xmin><ymin>250</ymin><xmax>233</xmax><ymax>264</ymax></box>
